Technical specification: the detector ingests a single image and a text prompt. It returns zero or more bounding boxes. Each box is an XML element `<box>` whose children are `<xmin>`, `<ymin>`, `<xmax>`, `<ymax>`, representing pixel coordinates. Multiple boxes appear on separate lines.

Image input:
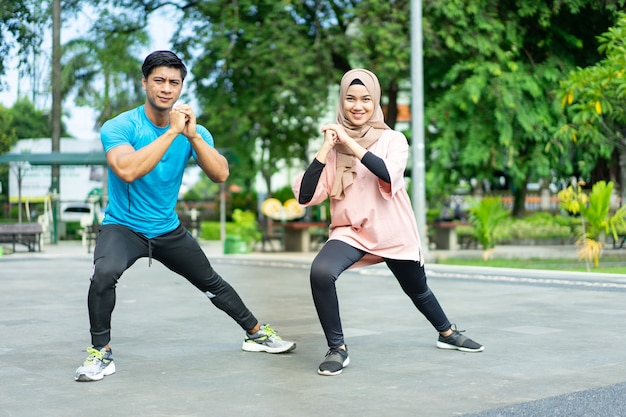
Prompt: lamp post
<box><xmin>411</xmin><ymin>0</ymin><xmax>428</xmax><ymax>254</ymax></box>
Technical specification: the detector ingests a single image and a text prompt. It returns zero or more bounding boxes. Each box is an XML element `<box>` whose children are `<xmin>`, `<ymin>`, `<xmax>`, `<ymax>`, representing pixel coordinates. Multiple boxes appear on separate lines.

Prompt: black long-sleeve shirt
<box><xmin>298</xmin><ymin>151</ymin><xmax>390</xmax><ymax>204</ymax></box>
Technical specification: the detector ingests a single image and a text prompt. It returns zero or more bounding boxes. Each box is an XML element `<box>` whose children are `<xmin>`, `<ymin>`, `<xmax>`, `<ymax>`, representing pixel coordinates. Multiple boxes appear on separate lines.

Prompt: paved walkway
<box><xmin>1</xmin><ymin>240</ymin><xmax>625</xmax><ymax>417</ymax></box>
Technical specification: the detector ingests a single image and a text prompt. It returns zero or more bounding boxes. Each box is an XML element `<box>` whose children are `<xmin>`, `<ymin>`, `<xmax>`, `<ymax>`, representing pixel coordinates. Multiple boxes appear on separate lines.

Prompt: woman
<box><xmin>293</xmin><ymin>69</ymin><xmax>483</xmax><ymax>376</ymax></box>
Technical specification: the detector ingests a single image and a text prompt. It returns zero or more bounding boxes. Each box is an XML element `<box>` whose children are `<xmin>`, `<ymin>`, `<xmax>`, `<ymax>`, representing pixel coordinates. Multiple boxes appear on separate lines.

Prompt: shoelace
<box><xmin>83</xmin><ymin>347</ymin><xmax>105</xmax><ymax>365</ymax></box>
<box><xmin>325</xmin><ymin>347</ymin><xmax>347</xmax><ymax>359</ymax></box>
<box><xmin>261</xmin><ymin>324</ymin><xmax>281</xmax><ymax>339</ymax></box>
<box><xmin>449</xmin><ymin>323</ymin><xmax>466</xmax><ymax>335</ymax></box>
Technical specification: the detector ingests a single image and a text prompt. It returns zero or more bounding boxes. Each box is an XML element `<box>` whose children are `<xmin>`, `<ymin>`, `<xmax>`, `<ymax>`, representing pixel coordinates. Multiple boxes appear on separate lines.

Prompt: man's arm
<box><xmin>106</xmin><ymin>112</ymin><xmax>184</xmax><ymax>183</ymax></box>
<box><xmin>175</xmin><ymin>104</ymin><xmax>229</xmax><ymax>183</ymax></box>
<box><xmin>187</xmin><ymin>134</ymin><xmax>230</xmax><ymax>183</ymax></box>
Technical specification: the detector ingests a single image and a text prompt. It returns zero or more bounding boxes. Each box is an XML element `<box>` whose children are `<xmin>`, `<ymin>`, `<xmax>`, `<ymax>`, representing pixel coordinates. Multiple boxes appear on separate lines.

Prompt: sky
<box><xmin>0</xmin><ymin>8</ymin><xmax>177</xmax><ymax>141</ymax></box>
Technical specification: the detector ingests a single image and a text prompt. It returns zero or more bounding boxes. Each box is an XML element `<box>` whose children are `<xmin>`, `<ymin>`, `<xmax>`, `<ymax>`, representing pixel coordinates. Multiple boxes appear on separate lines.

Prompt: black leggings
<box><xmin>87</xmin><ymin>224</ymin><xmax>258</xmax><ymax>347</ymax></box>
<box><xmin>310</xmin><ymin>239</ymin><xmax>452</xmax><ymax>348</ymax></box>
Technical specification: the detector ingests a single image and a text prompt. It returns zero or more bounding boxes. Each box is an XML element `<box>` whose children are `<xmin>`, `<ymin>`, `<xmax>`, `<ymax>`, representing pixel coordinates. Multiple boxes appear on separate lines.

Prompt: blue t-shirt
<box><xmin>100</xmin><ymin>105</ymin><xmax>214</xmax><ymax>238</ymax></box>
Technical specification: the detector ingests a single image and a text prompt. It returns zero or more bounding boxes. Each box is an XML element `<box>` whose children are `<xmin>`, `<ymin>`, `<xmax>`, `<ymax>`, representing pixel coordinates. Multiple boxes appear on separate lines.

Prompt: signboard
<box><xmin>8</xmin><ymin>138</ymin><xmax>104</xmax><ymax>203</ymax></box>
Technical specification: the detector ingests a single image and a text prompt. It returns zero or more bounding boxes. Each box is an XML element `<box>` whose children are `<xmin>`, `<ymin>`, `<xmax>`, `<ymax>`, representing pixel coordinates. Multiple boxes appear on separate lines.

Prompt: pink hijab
<box><xmin>331</xmin><ymin>69</ymin><xmax>390</xmax><ymax>200</ymax></box>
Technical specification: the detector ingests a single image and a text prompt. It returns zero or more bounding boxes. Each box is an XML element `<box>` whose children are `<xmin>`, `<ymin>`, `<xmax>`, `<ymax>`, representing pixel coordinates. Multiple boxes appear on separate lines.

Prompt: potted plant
<box><xmin>224</xmin><ymin>209</ymin><xmax>262</xmax><ymax>254</ymax></box>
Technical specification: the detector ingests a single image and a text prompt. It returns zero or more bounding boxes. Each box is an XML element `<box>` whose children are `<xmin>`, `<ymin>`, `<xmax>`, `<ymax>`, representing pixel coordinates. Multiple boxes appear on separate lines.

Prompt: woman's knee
<box><xmin>310</xmin><ymin>259</ymin><xmax>336</xmax><ymax>289</ymax></box>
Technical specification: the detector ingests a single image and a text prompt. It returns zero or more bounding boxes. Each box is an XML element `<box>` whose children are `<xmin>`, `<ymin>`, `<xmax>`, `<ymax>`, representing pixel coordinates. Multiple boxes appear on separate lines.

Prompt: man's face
<box><xmin>142</xmin><ymin>66</ymin><xmax>184</xmax><ymax>111</ymax></box>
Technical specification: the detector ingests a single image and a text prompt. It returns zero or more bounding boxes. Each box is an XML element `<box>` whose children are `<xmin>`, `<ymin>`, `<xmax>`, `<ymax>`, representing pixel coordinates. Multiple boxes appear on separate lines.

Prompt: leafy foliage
<box><xmin>557</xmin><ymin>11</ymin><xmax>626</xmax><ymax>204</ymax></box>
<box><xmin>61</xmin><ymin>9</ymin><xmax>148</xmax><ymax>129</ymax></box>
<box><xmin>0</xmin><ymin>0</ymin><xmax>46</xmax><ymax>80</ymax></box>
<box><xmin>422</xmin><ymin>0</ymin><xmax>626</xmax><ymax>215</ymax></box>
<box><xmin>494</xmin><ymin>212</ymin><xmax>575</xmax><ymax>241</ymax></box>
<box><xmin>172</xmin><ymin>1</ymin><xmax>331</xmax><ymax>192</ymax></box>
<box><xmin>558</xmin><ymin>180</ymin><xmax>626</xmax><ymax>268</ymax></box>
<box><xmin>468</xmin><ymin>196</ymin><xmax>509</xmax><ymax>251</ymax></box>
<box><xmin>0</xmin><ymin>105</ymin><xmax>18</xmax><ymax>155</ymax></box>
<box><xmin>231</xmin><ymin>208</ymin><xmax>262</xmax><ymax>250</ymax></box>
<box><xmin>4</xmin><ymin>0</ymin><xmax>626</xmax><ymax>212</ymax></box>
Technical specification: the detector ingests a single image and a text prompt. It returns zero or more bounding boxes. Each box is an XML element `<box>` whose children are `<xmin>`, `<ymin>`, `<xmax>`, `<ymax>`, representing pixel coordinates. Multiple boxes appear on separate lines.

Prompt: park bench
<box><xmin>282</xmin><ymin>221</ymin><xmax>329</xmax><ymax>252</ymax></box>
<box><xmin>431</xmin><ymin>221</ymin><xmax>475</xmax><ymax>250</ymax></box>
<box><xmin>0</xmin><ymin>222</ymin><xmax>44</xmax><ymax>253</ymax></box>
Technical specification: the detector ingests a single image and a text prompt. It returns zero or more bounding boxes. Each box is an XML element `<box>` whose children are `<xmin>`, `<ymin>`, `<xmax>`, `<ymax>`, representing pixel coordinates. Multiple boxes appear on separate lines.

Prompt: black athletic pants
<box><xmin>87</xmin><ymin>224</ymin><xmax>258</xmax><ymax>347</ymax></box>
<box><xmin>310</xmin><ymin>239</ymin><xmax>452</xmax><ymax>349</ymax></box>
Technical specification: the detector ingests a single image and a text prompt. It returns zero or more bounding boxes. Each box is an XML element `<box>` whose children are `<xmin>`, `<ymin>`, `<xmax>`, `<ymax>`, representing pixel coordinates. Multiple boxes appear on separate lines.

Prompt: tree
<box><xmin>61</xmin><ymin>8</ymin><xmax>149</xmax><ymax>129</ymax></box>
<box><xmin>174</xmin><ymin>0</ymin><xmax>332</xmax><ymax>193</ymax></box>
<box><xmin>346</xmin><ymin>0</ymin><xmax>411</xmax><ymax>130</ymax></box>
<box><xmin>0</xmin><ymin>0</ymin><xmax>46</xmax><ymax>82</ymax></box>
<box><xmin>557</xmin><ymin>11</ymin><xmax>626</xmax><ymax>205</ymax></box>
<box><xmin>0</xmin><ymin>99</ymin><xmax>55</xmax><ymax>214</ymax></box>
<box><xmin>421</xmin><ymin>0</ymin><xmax>626</xmax><ymax>216</ymax></box>
<box><xmin>7</xmin><ymin>97</ymin><xmax>65</xmax><ymax>139</ymax></box>
<box><xmin>0</xmin><ymin>105</ymin><xmax>18</xmax><ymax>155</ymax></box>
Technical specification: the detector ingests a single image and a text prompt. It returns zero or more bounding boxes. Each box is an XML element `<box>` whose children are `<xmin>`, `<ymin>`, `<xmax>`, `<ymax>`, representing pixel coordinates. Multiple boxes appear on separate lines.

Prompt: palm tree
<box><xmin>61</xmin><ymin>10</ymin><xmax>149</xmax><ymax>129</ymax></box>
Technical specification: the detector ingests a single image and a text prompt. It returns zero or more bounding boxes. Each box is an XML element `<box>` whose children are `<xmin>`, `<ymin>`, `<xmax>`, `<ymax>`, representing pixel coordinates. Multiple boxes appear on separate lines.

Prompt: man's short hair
<box><xmin>142</xmin><ymin>50</ymin><xmax>188</xmax><ymax>80</ymax></box>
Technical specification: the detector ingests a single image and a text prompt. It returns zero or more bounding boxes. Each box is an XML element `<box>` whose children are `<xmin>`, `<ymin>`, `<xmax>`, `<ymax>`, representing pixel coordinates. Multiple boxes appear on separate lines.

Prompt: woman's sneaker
<box><xmin>318</xmin><ymin>346</ymin><xmax>349</xmax><ymax>376</ymax></box>
<box><xmin>75</xmin><ymin>347</ymin><xmax>116</xmax><ymax>382</ymax></box>
<box><xmin>242</xmin><ymin>324</ymin><xmax>296</xmax><ymax>353</ymax></box>
<box><xmin>436</xmin><ymin>325</ymin><xmax>484</xmax><ymax>352</ymax></box>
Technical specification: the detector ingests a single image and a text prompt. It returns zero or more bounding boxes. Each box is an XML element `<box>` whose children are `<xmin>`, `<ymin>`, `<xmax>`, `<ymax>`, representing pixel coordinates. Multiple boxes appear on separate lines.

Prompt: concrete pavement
<box><xmin>1</xmin><ymin>240</ymin><xmax>625</xmax><ymax>417</ymax></box>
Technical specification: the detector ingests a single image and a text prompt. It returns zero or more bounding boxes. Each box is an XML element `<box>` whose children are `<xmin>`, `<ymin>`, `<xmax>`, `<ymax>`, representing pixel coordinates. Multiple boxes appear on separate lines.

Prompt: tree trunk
<box><xmin>384</xmin><ymin>80</ymin><xmax>399</xmax><ymax>129</ymax></box>
<box><xmin>511</xmin><ymin>181</ymin><xmax>528</xmax><ymax>218</ymax></box>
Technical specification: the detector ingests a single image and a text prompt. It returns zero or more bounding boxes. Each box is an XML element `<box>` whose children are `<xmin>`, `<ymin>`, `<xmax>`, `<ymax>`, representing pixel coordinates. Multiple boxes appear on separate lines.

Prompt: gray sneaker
<box><xmin>75</xmin><ymin>347</ymin><xmax>116</xmax><ymax>382</ymax></box>
<box><xmin>318</xmin><ymin>346</ymin><xmax>349</xmax><ymax>376</ymax></box>
<box><xmin>242</xmin><ymin>324</ymin><xmax>296</xmax><ymax>353</ymax></box>
<box><xmin>436</xmin><ymin>325</ymin><xmax>484</xmax><ymax>352</ymax></box>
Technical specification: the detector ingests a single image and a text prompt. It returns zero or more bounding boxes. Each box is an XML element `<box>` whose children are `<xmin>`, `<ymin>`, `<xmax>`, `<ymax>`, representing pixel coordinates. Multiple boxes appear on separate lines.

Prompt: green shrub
<box><xmin>468</xmin><ymin>197</ymin><xmax>509</xmax><ymax>249</ymax></box>
<box><xmin>231</xmin><ymin>209</ymin><xmax>262</xmax><ymax>250</ymax></box>
<box><xmin>495</xmin><ymin>213</ymin><xmax>574</xmax><ymax>240</ymax></box>
<box><xmin>199</xmin><ymin>221</ymin><xmax>232</xmax><ymax>240</ymax></box>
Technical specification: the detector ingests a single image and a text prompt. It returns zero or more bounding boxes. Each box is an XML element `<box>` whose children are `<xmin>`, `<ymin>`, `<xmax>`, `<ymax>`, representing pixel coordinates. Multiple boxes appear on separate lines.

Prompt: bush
<box><xmin>231</xmin><ymin>209</ymin><xmax>262</xmax><ymax>250</ymax></box>
<box><xmin>495</xmin><ymin>213</ymin><xmax>575</xmax><ymax>241</ymax></box>
<box><xmin>200</xmin><ymin>221</ymin><xmax>228</xmax><ymax>240</ymax></box>
<box><xmin>468</xmin><ymin>197</ymin><xmax>509</xmax><ymax>249</ymax></box>
<box><xmin>445</xmin><ymin>212</ymin><xmax>577</xmax><ymax>246</ymax></box>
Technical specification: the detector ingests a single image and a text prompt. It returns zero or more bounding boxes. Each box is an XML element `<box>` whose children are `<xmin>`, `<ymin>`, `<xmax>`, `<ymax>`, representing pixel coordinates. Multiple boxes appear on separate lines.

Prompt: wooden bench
<box><xmin>282</xmin><ymin>221</ymin><xmax>329</xmax><ymax>252</ymax></box>
<box><xmin>0</xmin><ymin>222</ymin><xmax>44</xmax><ymax>253</ymax></box>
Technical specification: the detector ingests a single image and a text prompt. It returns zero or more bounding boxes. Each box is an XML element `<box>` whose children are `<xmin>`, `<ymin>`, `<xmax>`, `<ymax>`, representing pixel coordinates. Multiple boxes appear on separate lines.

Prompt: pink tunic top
<box><xmin>293</xmin><ymin>130</ymin><xmax>424</xmax><ymax>268</ymax></box>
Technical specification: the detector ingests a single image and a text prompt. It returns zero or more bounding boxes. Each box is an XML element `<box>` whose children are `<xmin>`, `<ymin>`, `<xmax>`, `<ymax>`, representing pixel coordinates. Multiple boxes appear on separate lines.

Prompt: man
<box><xmin>75</xmin><ymin>50</ymin><xmax>295</xmax><ymax>382</ymax></box>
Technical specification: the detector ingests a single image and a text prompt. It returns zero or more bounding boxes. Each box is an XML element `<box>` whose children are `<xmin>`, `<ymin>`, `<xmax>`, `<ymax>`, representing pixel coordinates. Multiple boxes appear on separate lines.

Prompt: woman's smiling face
<box><xmin>343</xmin><ymin>84</ymin><xmax>374</xmax><ymax>127</ymax></box>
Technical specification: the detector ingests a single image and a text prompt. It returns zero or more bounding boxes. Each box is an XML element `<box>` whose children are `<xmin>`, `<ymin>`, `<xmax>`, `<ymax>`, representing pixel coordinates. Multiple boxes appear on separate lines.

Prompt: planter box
<box><xmin>223</xmin><ymin>235</ymin><xmax>249</xmax><ymax>254</ymax></box>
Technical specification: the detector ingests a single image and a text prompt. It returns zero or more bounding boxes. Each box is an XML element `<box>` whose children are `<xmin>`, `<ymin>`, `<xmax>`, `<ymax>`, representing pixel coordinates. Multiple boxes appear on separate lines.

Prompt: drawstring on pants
<box><xmin>148</xmin><ymin>239</ymin><xmax>153</xmax><ymax>267</ymax></box>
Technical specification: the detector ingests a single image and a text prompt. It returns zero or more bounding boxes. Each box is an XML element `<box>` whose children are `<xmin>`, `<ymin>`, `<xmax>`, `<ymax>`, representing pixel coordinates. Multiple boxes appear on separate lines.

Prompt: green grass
<box><xmin>435</xmin><ymin>256</ymin><xmax>626</xmax><ymax>274</ymax></box>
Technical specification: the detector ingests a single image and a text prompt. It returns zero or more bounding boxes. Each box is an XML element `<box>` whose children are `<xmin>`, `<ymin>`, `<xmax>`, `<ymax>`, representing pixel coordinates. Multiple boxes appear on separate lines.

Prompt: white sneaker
<box><xmin>75</xmin><ymin>347</ymin><xmax>116</xmax><ymax>382</ymax></box>
<box><xmin>242</xmin><ymin>324</ymin><xmax>296</xmax><ymax>353</ymax></box>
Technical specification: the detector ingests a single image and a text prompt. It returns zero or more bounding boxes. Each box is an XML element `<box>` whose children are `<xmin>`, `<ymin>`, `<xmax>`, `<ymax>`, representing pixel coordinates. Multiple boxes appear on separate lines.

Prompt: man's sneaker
<box><xmin>436</xmin><ymin>325</ymin><xmax>484</xmax><ymax>352</ymax></box>
<box><xmin>242</xmin><ymin>324</ymin><xmax>296</xmax><ymax>353</ymax></box>
<box><xmin>75</xmin><ymin>347</ymin><xmax>116</xmax><ymax>382</ymax></box>
<box><xmin>318</xmin><ymin>346</ymin><xmax>349</xmax><ymax>376</ymax></box>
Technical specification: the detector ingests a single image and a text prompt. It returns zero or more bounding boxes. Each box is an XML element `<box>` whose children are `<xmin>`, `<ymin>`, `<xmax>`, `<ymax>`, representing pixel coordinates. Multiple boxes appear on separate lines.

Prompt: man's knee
<box><xmin>90</xmin><ymin>260</ymin><xmax>125</xmax><ymax>293</ymax></box>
